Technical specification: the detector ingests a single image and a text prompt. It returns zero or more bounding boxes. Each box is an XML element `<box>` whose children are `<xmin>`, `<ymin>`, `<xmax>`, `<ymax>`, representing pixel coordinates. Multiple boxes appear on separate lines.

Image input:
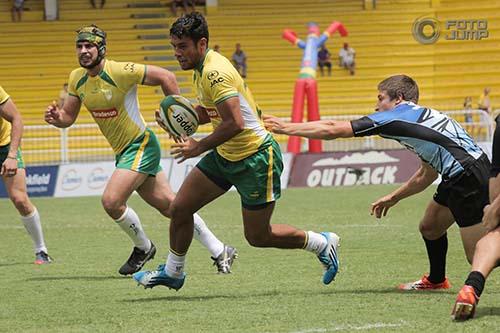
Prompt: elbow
<box><xmin>234</xmin><ymin>123</ymin><xmax>245</xmax><ymax>134</ymax></box>
<box><xmin>324</xmin><ymin>122</ymin><xmax>339</xmax><ymax>140</ymax></box>
<box><xmin>165</xmin><ymin>72</ymin><xmax>180</xmax><ymax>94</ymax></box>
<box><xmin>231</xmin><ymin>120</ymin><xmax>245</xmax><ymax>136</ymax></box>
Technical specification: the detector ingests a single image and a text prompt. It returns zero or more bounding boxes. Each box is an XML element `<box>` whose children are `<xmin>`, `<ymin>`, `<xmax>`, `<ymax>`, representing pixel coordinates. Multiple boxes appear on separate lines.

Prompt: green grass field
<box><xmin>0</xmin><ymin>185</ymin><xmax>498</xmax><ymax>332</ymax></box>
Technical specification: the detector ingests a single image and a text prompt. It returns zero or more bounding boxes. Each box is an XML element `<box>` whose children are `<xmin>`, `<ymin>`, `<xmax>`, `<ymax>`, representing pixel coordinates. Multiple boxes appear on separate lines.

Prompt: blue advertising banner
<box><xmin>0</xmin><ymin>165</ymin><xmax>59</xmax><ymax>198</ymax></box>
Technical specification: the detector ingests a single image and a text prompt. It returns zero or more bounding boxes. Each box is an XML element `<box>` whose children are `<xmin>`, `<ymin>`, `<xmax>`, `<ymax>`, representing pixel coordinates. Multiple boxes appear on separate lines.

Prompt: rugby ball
<box><xmin>159</xmin><ymin>95</ymin><xmax>199</xmax><ymax>137</ymax></box>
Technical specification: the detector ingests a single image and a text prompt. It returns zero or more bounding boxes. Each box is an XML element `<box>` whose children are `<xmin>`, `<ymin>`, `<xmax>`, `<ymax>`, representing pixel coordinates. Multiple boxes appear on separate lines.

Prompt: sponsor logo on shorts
<box><xmin>249</xmin><ymin>191</ymin><xmax>260</xmax><ymax>198</ymax></box>
<box><xmin>90</xmin><ymin>108</ymin><xmax>118</xmax><ymax>118</ymax></box>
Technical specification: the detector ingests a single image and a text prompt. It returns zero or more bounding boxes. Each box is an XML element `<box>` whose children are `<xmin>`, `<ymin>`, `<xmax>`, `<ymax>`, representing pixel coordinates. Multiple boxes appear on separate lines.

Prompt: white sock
<box><xmin>115</xmin><ymin>206</ymin><xmax>151</xmax><ymax>252</ymax></box>
<box><xmin>304</xmin><ymin>231</ymin><xmax>327</xmax><ymax>255</ymax></box>
<box><xmin>165</xmin><ymin>250</ymin><xmax>186</xmax><ymax>278</ymax></box>
<box><xmin>21</xmin><ymin>207</ymin><xmax>47</xmax><ymax>254</ymax></box>
<box><xmin>193</xmin><ymin>213</ymin><xmax>225</xmax><ymax>258</ymax></box>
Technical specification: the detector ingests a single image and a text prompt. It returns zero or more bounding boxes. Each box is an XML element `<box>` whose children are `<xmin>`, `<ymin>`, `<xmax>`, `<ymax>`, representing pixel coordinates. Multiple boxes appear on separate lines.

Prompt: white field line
<box><xmin>290</xmin><ymin>321</ymin><xmax>408</xmax><ymax>333</ymax></box>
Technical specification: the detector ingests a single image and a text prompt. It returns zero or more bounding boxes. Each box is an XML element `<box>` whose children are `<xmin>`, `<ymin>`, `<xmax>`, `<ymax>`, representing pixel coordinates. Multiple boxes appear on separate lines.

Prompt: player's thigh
<box><xmin>136</xmin><ymin>170</ymin><xmax>175</xmax><ymax>213</ymax></box>
<box><xmin>103</xmin><ymin>168</ymin><xmax>148</xmax><ymax>205</ymax></box>
<box><xmin>171</xmin><ymin>167</ymin><xmax>227</xmax><ymax>215</ymax></box>
<box><xmin>420</xmin><ymin>200</ymin><xmax>455</xmax><ymax>236</ymax></box>
<box><xmin>242</xmin><ymin>202</ymin><xmax>275</xmax><ymax>241</ymax></box>
<box><xmin>460</xmin><ymin>223</ymin><xmax>488</xmax><ymax>263</ymax></box>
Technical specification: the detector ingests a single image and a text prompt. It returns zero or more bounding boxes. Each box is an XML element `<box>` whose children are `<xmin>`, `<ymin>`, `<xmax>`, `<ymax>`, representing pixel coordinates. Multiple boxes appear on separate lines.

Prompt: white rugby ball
<box><xmin>159</xmin><ymin>95</ymin><xmax>199</xmax><ymax>137</ymax></box>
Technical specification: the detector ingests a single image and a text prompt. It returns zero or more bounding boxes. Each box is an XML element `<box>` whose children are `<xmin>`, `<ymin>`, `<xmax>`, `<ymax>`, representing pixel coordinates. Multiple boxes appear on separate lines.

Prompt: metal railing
<box><xmin>21</xmin><ymin>109</ymin><xmax>494</xmax><ymax>166</ymax></box>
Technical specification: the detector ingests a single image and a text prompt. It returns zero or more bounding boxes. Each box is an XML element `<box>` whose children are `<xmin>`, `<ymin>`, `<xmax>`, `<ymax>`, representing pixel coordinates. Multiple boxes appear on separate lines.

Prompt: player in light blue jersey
<box><xmin>264</xmin><ymin>74</ymin><xmax>489</xmax><ymax>291</ymax></box>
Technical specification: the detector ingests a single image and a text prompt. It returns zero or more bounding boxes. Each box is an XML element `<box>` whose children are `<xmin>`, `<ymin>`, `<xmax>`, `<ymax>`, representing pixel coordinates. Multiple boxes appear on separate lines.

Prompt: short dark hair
<box><xmin>378</xmin><ymin>74</ymin><xmax>419</xmax><ymax>103</ymax></box>
<box><xmin>170</xmin><ymin>12</ymin><xmax>209</xmax><ymax>44</ymax></box>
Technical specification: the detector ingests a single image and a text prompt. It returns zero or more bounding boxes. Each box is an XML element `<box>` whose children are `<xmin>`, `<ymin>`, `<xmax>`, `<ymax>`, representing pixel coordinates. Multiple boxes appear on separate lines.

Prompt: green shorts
<box><xmin>197</xmin><ymin>135</ymin><xmax>283</xmax><ymax>209</ymax></box>
<box><xmin>0</xmin><ymin>144</ymin><xmax>24</xmax><ymax>169</ymax></box>
<box><xmin>115</xmin><ymin>128</ymin><xmax>162</xmax><ymax>176</ymax></box>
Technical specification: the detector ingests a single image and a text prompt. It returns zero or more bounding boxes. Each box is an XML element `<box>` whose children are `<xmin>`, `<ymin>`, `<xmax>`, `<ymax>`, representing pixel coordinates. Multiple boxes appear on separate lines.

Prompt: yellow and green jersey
<box><xmin>0</xmin><ymin>86</ymin><xmax>12</xmax><ymax>146</ymax></box>
<box><xmin>68</xmin><ymin>60</ymin><xmax>148</xmax><ymax>153</ymax></box>
<box><xmin>193</xmin><ymin>49</ymin><xmax>269</xmax><ymax>161</ymax></box>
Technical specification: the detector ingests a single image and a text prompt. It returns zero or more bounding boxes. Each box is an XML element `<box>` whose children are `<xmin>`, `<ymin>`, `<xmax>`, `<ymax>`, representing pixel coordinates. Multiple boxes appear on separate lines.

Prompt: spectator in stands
<box><xmin>213</xmin><ymin>44</ymin><xmax>220</xmax><ymax>53</ymax></box>
<box><xmin>232</xmin><ymin>43</ymin><xmax>247</xmax><ymax>78</ymax></box>
<box><xmin>338</xmin><ymin>42</ymin><xmax>355</xmax><ymax>75</ymax></box>
<box><xmin>463</xmin><ymin>96</ymin><xmax>473</xmax><ymax>124</ymax></box>
<box><xmin>170</xmin><ymin>0</ymin><xmax>195</xmax><ymax>17</ymax></box>
<box><xmin>478</xmin><ymin>87</ymin><xmax>492</xmax><ymax>113</ymax></box>
<box><xmin>317</xmin><ymin>45</ymin><xmax>332</xmax><ymax>77</ymax></box>
<box><xmin>58</xmin><ymin>83</ymin><xmax>68</xmax><ymax>109</ymax></box>
<box><xmin>90</xmin><ymin>0</ymin><xmax>105</xmax><ymax>9</ymax></box>
<box><xmin>11</xmin><ymin>0</ymin><xmax>24</xmax><ymax>22</ymax></box>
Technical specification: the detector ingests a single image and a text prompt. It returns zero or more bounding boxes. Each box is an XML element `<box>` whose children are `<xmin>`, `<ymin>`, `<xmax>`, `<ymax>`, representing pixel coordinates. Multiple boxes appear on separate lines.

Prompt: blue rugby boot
<box><xmin>317</xmin><ymin>232</ymin><xmax>340</xmax><ymax>284</ymax></box>
<box><xmin>133</xmin><ymin>264</ymin><xmax>186</xmax><ymax>291</ymax></box>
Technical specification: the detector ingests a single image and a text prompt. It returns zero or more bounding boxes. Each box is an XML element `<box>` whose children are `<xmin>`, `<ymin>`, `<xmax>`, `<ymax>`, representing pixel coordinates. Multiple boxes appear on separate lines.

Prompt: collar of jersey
<box><xmin>194</xmin><ymin>48</ymin><xmax>211</xmax><ymax>74</ymax></box>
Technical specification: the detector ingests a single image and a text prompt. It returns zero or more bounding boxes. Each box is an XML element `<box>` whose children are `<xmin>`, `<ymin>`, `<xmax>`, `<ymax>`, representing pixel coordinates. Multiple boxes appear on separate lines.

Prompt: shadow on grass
<box><xmin>0</xmin><ymin>262</ymin><xmax>32</xmax><ymax>267</ymax></box>
<box><xmin>25</xmin><ymin>275</ymin><xmax>124</xmax><ymax>281</ymax></box>
<box><xmin>122</xmin><ymin>286</ymin><xmax>442</xmax><ymax>303</ymax></box>
<box><xmin>475</xmin><ymin>306</ymin><xmax>500</xmax><ymax>319</ymax></box>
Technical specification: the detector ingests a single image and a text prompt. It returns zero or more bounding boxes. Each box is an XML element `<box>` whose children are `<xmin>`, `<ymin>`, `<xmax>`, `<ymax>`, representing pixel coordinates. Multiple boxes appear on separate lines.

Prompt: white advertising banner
<box><xmin>54</xmin><ymin>162</ymin><xmax>115</xmax><ymax>197</ymax></box>
<box><xmin>162</xmin><ymin>152</ymin><xmax>294</xmax><ymax>192</ymax></box>
<box><xmin>53</xmin><ymin>153</ymin><xmax>294</xmax><ymax>197</ymax></box>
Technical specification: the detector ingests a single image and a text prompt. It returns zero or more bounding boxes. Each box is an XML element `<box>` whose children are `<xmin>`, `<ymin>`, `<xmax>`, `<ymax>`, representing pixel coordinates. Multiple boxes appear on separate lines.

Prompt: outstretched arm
<box><xmin>263</xmin><ymin>115</ymin><xmax>354</xmax><ymax>139</ymax></box>
<box><xmin>371</xmin><ymin>161</ymin><xmax>438</xmax><ymax>218</ymax></box>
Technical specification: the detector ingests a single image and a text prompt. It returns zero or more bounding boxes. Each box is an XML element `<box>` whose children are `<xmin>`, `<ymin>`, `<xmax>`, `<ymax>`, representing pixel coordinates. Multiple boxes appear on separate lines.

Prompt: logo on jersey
<box><xmin>210</xmin><ymin>78</ymin><xmax>224</xmax><ymax>87</ymax></box>
<box><xmin>124</xmin><ymin>63</ymin><xmax>136</xmax><ymax>73</ymax></box>
<box><xmin>90</xmin><ymin>108</ymin><xmax>118</xmax><ymax>118</ymax></box>
<box><xmin>102</xmin><ymin>89</ymin><xmax>113</xmax><ymax>101</ymax></box>
<box><xmin>207</xmin><ymin>70</ymin><xmax>219</xmax><ymax>80</ymax></box>
<box><xmin>208</xmin><ymin>70</ymin><xmax>224</xmax><ymax>87</ymax></box>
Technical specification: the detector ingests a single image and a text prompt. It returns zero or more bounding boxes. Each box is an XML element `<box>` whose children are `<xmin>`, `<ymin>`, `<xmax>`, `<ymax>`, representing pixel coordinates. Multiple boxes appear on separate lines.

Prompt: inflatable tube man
<box><xmin>283</xmin><ymin>21</ymin><xmax>347</xmax><ymax>153</ymax></box>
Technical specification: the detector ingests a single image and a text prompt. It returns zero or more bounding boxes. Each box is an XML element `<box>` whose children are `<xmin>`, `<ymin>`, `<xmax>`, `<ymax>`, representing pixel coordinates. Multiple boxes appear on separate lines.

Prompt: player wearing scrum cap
<box><xmin>44</xmin><ymin>24</ymin><xmax>237</xmax><ymax>276</ymax></box>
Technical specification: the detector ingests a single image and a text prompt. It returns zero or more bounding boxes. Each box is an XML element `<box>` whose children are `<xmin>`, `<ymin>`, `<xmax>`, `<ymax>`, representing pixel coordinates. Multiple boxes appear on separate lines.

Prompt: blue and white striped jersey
<box><xmin>350</xmin><ymin>102</ymin><xmax>484</xmax><ymax>180</ymax></box>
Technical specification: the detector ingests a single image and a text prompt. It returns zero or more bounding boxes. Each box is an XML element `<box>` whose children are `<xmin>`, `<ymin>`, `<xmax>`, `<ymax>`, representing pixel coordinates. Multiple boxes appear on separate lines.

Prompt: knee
<box><xmin>168</xmin><ymin>201</ymin><xmax>191</xmax><ymax>222</ymax></box>
<box><xmin>155</xmin><ymin>195</ymin><xmax>174</xmax><ymax>218</ymax></box>
<box><xmin>244</xmin><ymin>231</ymin><xmax>271</xmax><ymax>248</ymax></box>
<box><xmin>419</xmin><ymin>220</ymin><xmax>445</xmax><ymax>239</ymax></box>
<box><xmin>101</xmin><ymin>195</ymin><xmax>124</xmax><ymax>218</ymax></box>
<box><xmin>10</xmin><ymin>193</ymin><xmax>31</xmax><ymax>215</ymax></box>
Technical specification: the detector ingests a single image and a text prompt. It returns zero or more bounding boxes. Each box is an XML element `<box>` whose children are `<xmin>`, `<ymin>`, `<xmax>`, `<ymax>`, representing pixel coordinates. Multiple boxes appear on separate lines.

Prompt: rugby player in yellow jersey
<box><xmin>44</xmin><ymin>25</ymin><xmax>236</xmax><ymax>275</ymax></box>
<box><xmin>133</xmin><ymin>13</ymin><xmax>340</xmax><ymax>290</ymax></box>
<box><xmin>0</xmin><ymin>86</ymin><xmax>52</xmax><ymax>264</ymax></box>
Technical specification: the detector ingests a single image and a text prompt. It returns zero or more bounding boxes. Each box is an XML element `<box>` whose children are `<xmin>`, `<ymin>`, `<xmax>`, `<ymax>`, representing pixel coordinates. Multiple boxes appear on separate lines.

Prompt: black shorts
<box><xmin>433</xmin><ymin>154</ymin><xmax>490</xmax><ymax>228</ymax></box>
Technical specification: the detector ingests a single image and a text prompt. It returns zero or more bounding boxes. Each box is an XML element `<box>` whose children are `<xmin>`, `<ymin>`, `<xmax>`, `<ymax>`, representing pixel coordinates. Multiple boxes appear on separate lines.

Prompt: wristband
<box><xmin>6</xmin><ymin>155</ymin><xmax>17</xmax><ymax>160</ymax></box>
